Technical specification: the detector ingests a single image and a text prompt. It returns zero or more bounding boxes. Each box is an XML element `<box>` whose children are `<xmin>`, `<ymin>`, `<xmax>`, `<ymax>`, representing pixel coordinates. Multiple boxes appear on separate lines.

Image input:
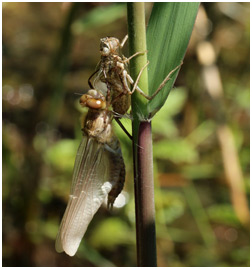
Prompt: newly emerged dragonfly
<box><xmin>55</xmin><ymin>89</ymin><xmax>125</xmax><ymax>256</ymax></box>
<box><xmin>89</xmin><ymin>35</ymin><xmax>183</xmax><ymax>116</ymax></box>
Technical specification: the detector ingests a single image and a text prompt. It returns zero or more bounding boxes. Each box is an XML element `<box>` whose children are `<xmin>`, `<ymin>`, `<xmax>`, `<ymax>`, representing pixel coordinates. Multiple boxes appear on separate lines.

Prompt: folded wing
<box><xmin>55</xmin><ymin>136</ymin><xmax>114</xmax><ymax>256</ymax></box>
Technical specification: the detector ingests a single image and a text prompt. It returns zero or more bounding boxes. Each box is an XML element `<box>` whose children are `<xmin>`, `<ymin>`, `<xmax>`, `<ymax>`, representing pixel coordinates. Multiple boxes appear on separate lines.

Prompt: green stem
<box><xmin>127</xmin><ymin>3</ymin><xmax>157</xmax><ymax>266</ymax></box>
<box><xmin>127</xmin><ymin>2</ymin><xmax>149</xmax><ymax>119</ymax></box>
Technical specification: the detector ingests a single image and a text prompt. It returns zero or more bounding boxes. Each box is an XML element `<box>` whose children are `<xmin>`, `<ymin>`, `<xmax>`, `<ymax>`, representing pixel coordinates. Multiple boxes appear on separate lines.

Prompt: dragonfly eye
<box><xmin>87</xmin><ymin>99</ymin><xmax>106</xmax><ymax>109</ymax></box>
<box><xmin>79</xmin><ymin>94</ymin><xmax>106</xmax><ymax>109</ymax></box>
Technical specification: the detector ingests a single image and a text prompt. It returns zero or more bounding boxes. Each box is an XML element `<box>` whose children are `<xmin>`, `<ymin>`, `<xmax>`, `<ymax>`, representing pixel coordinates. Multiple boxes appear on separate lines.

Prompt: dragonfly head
<box><xmin>80</xmin><ymin>90</ymin><xmax>106</xmax><ymax>110</ymax></box>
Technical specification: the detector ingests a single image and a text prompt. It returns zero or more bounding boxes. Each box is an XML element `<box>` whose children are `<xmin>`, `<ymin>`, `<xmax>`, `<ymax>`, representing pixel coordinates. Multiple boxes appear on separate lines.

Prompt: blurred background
<box><xmin>2</xmin><ymin>2</ymin><xmax>250</xmax><ymax>267</ymax></box>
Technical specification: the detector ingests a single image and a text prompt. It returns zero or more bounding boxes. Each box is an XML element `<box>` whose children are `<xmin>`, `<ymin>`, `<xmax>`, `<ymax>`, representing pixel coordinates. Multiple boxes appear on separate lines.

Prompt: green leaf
<box><xmin>155</xmin><ymin>190</ymin><xmax>186</xmax><ymax>224</ymax></box>
<box><xmin>146</xmin><ymin>3</ymin><xmax>199</xmax><ymax>117</ymax></box>
<box><xmin>152</xmin><ymin>87</ymin><xmax>187</xmax><ymax>137</ymax></box>
<box><xmin>89</xmin><ymin>217</ymin><xmax>133</xmax><ymax>249</ymax></box>
<box><xmin>207</xmin><ymin>204</ymin><xmax>240</xmax><ymax>226</ymax></box>
<box><xmin>44</xmin><ymin>139</ymin><xmax>79</xmax><ymax>171</ymax></box>
<box><xmin>78</xmin><ymin>242</ymin><xmax>115</xmax><ymax>266</ymax></box>
<box><xmin>153</xmin><ymin>139</ymin><xmax>199</xmax><ymax>164</ymax></box>
<box><xmin>181</xmin><ymin>164</ymin><xmax>218</xmax><ymax>180</ymax></box>
<box><xmin>72</xmin><ymin>3</ymin><xmax>126</xmax><ymax>34</ymax></box>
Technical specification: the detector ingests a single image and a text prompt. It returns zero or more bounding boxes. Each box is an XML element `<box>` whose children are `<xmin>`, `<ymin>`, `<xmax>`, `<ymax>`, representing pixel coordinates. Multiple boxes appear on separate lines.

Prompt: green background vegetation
<box><xmin>3</xmin><ymin>2</ymin><xmax>250</xmax><ymax>267</ymax></box>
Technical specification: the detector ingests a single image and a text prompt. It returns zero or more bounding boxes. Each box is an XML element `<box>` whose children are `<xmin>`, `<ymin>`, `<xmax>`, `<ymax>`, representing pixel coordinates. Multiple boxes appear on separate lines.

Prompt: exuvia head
<box><xmin>100</xmin><ymin>37</ymin><xmax>120</xmax><ymax>56</ymax></box>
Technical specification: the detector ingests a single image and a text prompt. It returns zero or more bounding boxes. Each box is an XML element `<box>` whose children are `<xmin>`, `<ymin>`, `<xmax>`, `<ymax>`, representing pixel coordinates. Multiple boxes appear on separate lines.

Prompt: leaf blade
<box><xmin>146</xmin><ymin>3</ymin><xmax>200</xmax><ymax>117</ymax></box>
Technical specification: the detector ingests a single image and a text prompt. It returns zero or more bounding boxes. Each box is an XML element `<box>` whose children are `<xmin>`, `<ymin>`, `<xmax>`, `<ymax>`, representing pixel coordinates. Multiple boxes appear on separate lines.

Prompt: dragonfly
<box><xmin>89</xmin><ymin>35</ymin><xmax>183</xmax><ymax>117</ymax></box>
<box><xmin>55</xmin><ymin>89</ymin><xmax>125</xmax><ymax>256</ymax></box>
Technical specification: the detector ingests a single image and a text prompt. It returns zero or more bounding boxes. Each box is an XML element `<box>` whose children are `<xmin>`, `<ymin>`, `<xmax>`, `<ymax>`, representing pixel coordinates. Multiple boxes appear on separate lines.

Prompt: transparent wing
<box><xmin>55</xmin><ymin>136</ymin><xmax>113</xmax><ymax>256</ymax></box>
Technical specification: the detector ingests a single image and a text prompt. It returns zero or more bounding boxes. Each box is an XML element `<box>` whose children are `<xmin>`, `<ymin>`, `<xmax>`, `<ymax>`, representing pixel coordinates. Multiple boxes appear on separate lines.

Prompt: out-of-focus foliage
<box><xmin>2</xmin><ymin>2</ymin><xmax>249</xmax><ymax>267</ymax></box>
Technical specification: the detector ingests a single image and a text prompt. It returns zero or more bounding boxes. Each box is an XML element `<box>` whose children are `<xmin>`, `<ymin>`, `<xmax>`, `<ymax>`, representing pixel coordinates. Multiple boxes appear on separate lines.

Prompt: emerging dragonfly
<box><xmin>89</xmin><ymin>35</ymin><xmax>183</xmax><ymax>116</ymax></box>
<box><xmin>55</xmin><ymin>89</ymin><xmax>125</xmax><ymax>256</ymax></box>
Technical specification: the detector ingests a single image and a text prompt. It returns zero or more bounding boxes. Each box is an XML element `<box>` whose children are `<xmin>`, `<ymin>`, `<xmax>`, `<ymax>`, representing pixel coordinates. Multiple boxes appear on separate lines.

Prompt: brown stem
<box><xmin>135</xmin><ymin>121</ymin><xmax>157</xmax><ymax>266</ymax></box>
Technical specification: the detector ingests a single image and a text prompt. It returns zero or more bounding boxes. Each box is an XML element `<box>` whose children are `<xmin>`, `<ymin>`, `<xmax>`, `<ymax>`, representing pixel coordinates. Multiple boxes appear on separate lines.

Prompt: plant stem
<box><xmin>127</xmin><ymin>2</ymin><xmax>148</xmax><ymax>118</ymax></box>
<box><xmin>136</xmin><ymin>121</ymin><xmax>157</xmax><ymax>266</ymax></box>
<box><xmin>127</xmin><ymin>3</ymin><xmax>157</xmax><ymax>266</ymax></box>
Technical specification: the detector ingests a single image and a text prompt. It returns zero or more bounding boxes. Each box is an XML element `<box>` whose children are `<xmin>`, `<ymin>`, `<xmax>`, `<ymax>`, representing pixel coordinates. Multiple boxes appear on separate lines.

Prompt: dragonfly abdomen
<box><xmin>107</xmin><ymin>147</ymin><xmax>126</xmax><ymax>209</ymax></box>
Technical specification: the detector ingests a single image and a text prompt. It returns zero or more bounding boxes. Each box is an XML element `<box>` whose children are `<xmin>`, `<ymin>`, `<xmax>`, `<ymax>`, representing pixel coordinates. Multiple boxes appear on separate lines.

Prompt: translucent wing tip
<box><xmin>55</xmin><ymin>231</ymin><xmax>81</xmax><ymax>257</ymax></box>
<box><xmin>63</xmin><ymin>246</ymin><xmax>78</xmax><ymax>257</ymax></box>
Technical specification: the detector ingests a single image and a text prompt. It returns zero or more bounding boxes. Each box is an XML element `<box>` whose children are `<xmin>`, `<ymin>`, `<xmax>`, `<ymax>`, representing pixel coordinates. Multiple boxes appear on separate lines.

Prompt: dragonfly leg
<box><xmin>125</xmin><ymin>62</ymin><xmax>152</xmax><ymax>100</ymax></box>
<box><xmin>120</xmin><ymin>34</ymin><xmax>128</xmax><ymax>48</ymax></box>
<box><xmin>127</xmin><ymin>60</ymin><xmax>183</xmax><ymax>100</ymax></box>
<box><xmin>114</xmin><ymin>117</ymin><xmax>132</xmax><ymax>140</ymax></box>
<box><xmin>88</xmin><ymin>66</ymin><xmax>100</xmax><ymax>89</ymax></box>
<box><xmin>149</xmin><ymin>61</ymin><xmax>183</xmax><ymax>100</ymax></box>
<box><xmin>120</xmin><ymin>69</ymin><xmax>133</xmax><ymax>95</ymax></box>
<box><xmin>123</xmin><ymin>50</ymin><xmax>147</xmax><ymax>64</ymax></box>
<box><xmin>130</xmin><ymin>61</ymin><xmax>149</xmax><ymax>95</ymax></box>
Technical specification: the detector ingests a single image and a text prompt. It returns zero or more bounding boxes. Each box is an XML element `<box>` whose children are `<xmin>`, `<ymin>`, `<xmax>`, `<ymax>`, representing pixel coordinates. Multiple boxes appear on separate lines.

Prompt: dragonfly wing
<box><xmin>55</xmin><ymin>136</ymin><xmax>113</xmax><ymax>256</ymax></box>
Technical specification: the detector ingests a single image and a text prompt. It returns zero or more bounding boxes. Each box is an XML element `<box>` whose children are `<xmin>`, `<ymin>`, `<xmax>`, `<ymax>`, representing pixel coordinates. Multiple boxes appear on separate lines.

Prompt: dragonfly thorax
<box><xmin>84</xmin><ymin>109</ymin><xmax>114</xmax><ymax>144</ymax></box>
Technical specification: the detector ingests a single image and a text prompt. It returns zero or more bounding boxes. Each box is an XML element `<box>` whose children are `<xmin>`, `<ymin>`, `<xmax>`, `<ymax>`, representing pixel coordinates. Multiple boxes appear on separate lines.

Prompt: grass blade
<box><xmin>146</xmin><ymin>3</ymin><xmax>200</xmax><ymax>117</ymax></box>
